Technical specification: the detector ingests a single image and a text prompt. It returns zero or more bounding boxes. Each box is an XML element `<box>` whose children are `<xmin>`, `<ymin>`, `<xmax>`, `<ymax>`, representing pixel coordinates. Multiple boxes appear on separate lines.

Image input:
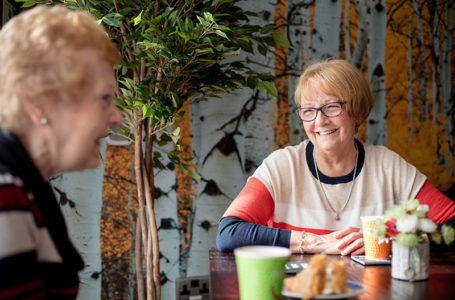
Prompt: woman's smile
<box><xmin>316</xmin><ymin>128</ymin><xmax>338</xmax><ymax>136</ymax></box>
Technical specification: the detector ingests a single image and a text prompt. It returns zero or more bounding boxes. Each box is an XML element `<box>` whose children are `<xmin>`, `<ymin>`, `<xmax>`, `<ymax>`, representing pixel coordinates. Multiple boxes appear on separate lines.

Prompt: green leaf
<box><xmin>195</xmin><ymin>48</ymin><xmax>214</xmax><ymax>55</ymax></box>
<box><xmin>102</xmin><ymin>13</ymin><xmax>123</xmax><ymax>28</ymax></box>
<box><xmin>197</xmin><ymin>15</ymin><xmax>208</xmax><ymax>26</ymax></box>
<box><xmin>188</xmin><ymin>169</ymin><xmax>202</xmax><ymax>179</ymax></box>
<box><xmin>203</xmin><ymin>12</ymin><xmax>215</xmax><ymax>23</ymax></box>
<box><xmin>168</xmin><ymin>10</ymin><xmax>180</xmax><ymax>25</ymax></box>
<box><xmin>257</xmin><ymin>81</ymin><xmax>265</xmax><ymax>92</ymax></box>
<box><xmin>261</xmin><ymin>81</ymin><xmax>278</xmax><ymax>97</ymax></box>
<box><xmin>134</xmin><ymin>100</ymin><xmax>146</xmax><ymax>105</ymax></box>
<box><xmin>170</xmin><ymin>92</ymin><xmax>179</xmax><ymax>107</ymax></box>
<box><xmin>431</xmin><ymin>232</ymin><xmax>442</xmax><ymax>244</ymax></box>
<box><xmin>142</xmin><ymin>105</ymin><xmax>147</xmax><ymax>117</ymax></box>
<box><xmin>395</xmin><ymin>233</ymin><xmax>418</xmax><ymax>248</ymax></box>
<box><xmin>412</xmin><ymin>210</ymin><xmax>426</xmax><ymax>218</ymax></box>
<box><xmin>246</xmin><ymin>76</ymin><xmax>258</xmax><ymax>89</ymax></box>
<box><xmin>137</xmin><ymin>41</ymin><xmax>164</xmax><ymax>50</ymax></box>
<box><xmin>442</xmin><ymin>224</ymin><xmax>455</xmax><ymax>246</ymax></box>
<box><xmin>261</xmin><ymin>24</ymin><xmax>276</xmax><ymax>34</ymax></box>
<box><xmin>133</xmin><ymin>11</ymin><xmax>143</xmax><ymax>26</ymax></box>
<box><xmin>272</xmin><ymin>30</ymin><xmax>292</xmax><ymax>48</ymax></box>
<box><xmin>145</xmin><ymin>27</ymin><xmax>156</xmax><ymax>34</ymax></box>
<box><xmin>153</xmin><ymin>151</ymin><xmax>163</xmax><ymax>159</ymax></box>
<box><xmin>384</xmin><ymin>205</ymin><xmax>407</xmax><ymax>220</ymax></box>
<box><xmin>256</xmin><ymin>42</ymin><xmax>268</xmax><ymax>56</ymax></box>
<box><xmin>172</xmin><ymin>127</ymin><xmax>181</xmax><ymax>137</ymax></box>
<box><xmin>214</xmin><ymin>30</ymin><xmax>228</xmax><ymax>39</ymax></box>
<box><xmin>119</xmin><ymin>7</ymin><xmax>131</xmax><ymax>15</ymax></box>
<box><xmin>223</xmin><ymin>48</ymin><xmax>241</xmax><ymax>56</ymax></box>
<box><xmin>21</xmin><ymin>0</ymin><xmax>36</xmax><ymax>8</ymax></box>
<box><xmin>405</xmin><ymin>198</ymin><xmax>420</xmax><ymax>211</ymax></box>
<box><xmin>153</xmin><ymin>157</ymin><xmax>166</xmax><ymax>170</ymax></box>
<box><xmin>163</xmin><ymin>6</ymin><xmax>174</xmax><ymax>17</ymax></box>
<box><xmin>177</xmin><ymin>32</ymin><xmax>191</xmax><ymax>43</ymax></box>
<box><xmin>374</xmin><ymin>221</ymin><xmax>387</xmax><ymax>239</ymax></box>
<box><xmin>153</xmin><ymin>15</ymin><xmax>163</xmax><ymax>24</ymax></box>
<box><xmin>142</xmin><ymin>105</ymin><xmax>154</xmax><ymax>119</ymax></box>
<box><xmin>217</xmin><ymin>25</ymin><xmax>231</xmax><ymax>32</ymax></box>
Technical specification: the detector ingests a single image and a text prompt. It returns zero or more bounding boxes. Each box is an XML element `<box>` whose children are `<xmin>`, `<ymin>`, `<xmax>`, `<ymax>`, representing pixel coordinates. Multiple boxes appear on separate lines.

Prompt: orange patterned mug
<box><xmin>361</xmin><ymin>216</ymin><xmax>391</xmax><ymax>259</ymax></box>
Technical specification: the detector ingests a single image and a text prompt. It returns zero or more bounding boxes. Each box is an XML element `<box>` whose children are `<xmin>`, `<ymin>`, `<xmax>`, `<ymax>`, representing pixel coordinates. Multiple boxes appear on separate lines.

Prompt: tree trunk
<box><xmin>301</xmin><ymin>1</ymin><xmax>312</xmax><ymax>67</ymax></box>
<box><xmin>343</xmin><ymin>0</ymin><xmax>351</xmax><ymax>60</ymax></box>
<box><xmin>274</xmin><ymin>0</ymin><xmax>289</xmax><ymax>149</ymax></box>
<box><xmin>135</xmin><ymin>214</ymin><xmax>145</xmax><ymax>300</ymax></box>
<box><xmin>141</xmin><ymin>158</ymin><xmax>160</xmax><ymax>300</ymax></box>
<box><xmin>412</xmin><ymin>0</ymin><xmax>429</xmax><ymax>121</ymax></box>
<box><xmin>312</xmin><ymin>0</ymin><xmax>342</xmax><ymax>61</ymax></box>
<box><xmin>427</xmin><ymin>0</ymin><xmax>443</xmax><ymax>166</ymax></box>
<box><xmin>53</xmin><ymin>140</ymin><xmax>107</xmax><ymax>300</ymax></box>
<box><xmin>407</xmin><ymin>16</ymin><xmax>414</xmax><ymax>139</ymax></box>
<box><xmin>286</xmin><ymin>0</ymin><xmax>309</xmax><ymax>145</ymax></box>
<box><xmin>441</xmin><ymin>0</ymin><xmax>453</xmax><ymax>176</ymax></box>
<box><xmin>188</xmin><ymin>91</ymin><xmax>247</xmax><ymax>274</ymax></box>
<box><xmin>366</xmin><ymin>0</ymin><xmax>387</xmax><ymax>145</ymax></box>
<box><xmin>133</xmin><ymin>109</ymin><xmax>150</xmax><ymax>300</ymax></box>
<box><xmin>126</xmin><ymin>144</ymin><xmax>137</xmax><ymax>300</ymax></box>
<box><xmin>351</xmin><ymin>0</ymin><xmax>369</xmax><ymax>68</ymax></box>
<box><xmin>174</xmin><ymin>100</ymin><xmax>195</xmax><ymax>277</ymax></box>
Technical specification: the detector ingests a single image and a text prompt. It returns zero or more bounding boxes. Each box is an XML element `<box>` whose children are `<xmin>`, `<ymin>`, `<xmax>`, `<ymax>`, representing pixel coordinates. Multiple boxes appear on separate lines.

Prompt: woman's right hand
<box><xmin>290</xmin><ymin>227</ymin><xmax>364</xmax><ymax>255</ymax></box>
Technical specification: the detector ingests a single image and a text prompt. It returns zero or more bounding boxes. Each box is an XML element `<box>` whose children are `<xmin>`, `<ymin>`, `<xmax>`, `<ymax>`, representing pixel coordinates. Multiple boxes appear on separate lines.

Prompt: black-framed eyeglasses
<box><xmin>296</xmin><ymin>101</ymin><xmax>345</xmax><ymax>122</ymax></box>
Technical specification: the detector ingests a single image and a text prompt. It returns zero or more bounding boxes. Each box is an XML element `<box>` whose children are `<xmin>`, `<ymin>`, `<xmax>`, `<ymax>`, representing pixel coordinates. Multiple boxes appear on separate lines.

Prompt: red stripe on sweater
<box><xmin>0</xmin><ymin>279</ymin><xmax>44</xmax><ymax>299</ymax></box>
<box><xmin>13</xmin><ymin>292</ymin><xmax>46</xmax><ymax>300</ymax></box>
<box><xmin>223</xmin><ymin>177</ymin><xmax>275</xmax><ymax>225</ymax></box>
<box><xmin>270</xmin><ymin>222</ymin><xmax>333</xmax><ymax>235</ymax></box>
<box><xmin>416</xmin><ymin>180</ymin><xmax>455</xmax><ymax>224</ymax></box>
<box><xmin>47</xmin><ymin>285</ymin><xmax>79</xmax><ymax>296</ymax></box>
<box><xmin>0</xmin><ymin>186</ymin><xmax>44</xmax><ymax>225</ymax></box>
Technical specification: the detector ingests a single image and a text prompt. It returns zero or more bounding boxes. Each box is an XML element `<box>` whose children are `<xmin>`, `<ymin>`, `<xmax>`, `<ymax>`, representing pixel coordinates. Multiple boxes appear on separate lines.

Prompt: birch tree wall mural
<box><xmin>57</xmin><ymin>0</ymin><xmax>452</xmax><ymax>299</ymax></box>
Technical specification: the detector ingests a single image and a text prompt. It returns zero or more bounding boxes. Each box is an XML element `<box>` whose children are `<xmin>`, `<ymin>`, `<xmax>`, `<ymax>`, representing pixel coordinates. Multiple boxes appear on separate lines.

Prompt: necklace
<box><xmin>312</xmin><ymin>147</ymin><xmax>358</xmax><ymax>221</ymax></box>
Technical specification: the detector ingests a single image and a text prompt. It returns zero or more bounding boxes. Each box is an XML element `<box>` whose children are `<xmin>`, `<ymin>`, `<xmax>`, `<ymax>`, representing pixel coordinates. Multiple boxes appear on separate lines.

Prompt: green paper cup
<box><xmin>234</xmin><ymin>246</ymin><xmax>290</xmax><ymax>300</ymax></box>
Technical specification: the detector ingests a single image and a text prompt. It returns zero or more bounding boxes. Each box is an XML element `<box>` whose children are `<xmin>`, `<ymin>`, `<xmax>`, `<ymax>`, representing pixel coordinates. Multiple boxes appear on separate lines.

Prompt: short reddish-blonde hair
<box><xmin>294</xmin><ymin>58</ymin><xmax>374</xmax><ymax>127</ymax></box>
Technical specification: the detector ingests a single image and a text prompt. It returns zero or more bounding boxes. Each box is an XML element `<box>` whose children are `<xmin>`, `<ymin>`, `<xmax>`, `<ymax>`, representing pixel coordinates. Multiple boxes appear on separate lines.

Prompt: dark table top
<box><xmin>209</xmin><ymin>249</ymin><xmax>455</xmax><ymax>300</ymax></box>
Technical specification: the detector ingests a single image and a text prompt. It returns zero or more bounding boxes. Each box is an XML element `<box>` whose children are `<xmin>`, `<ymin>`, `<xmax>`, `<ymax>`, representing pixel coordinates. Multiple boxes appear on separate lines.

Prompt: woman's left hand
<box><xmin>332</xmin><ymin>226</ymin><xmax>364</xmax><ymax>256</ymax></box>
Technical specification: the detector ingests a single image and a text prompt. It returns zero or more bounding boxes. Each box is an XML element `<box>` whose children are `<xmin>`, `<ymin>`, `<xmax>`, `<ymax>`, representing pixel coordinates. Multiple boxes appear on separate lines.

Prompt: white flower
<box><xmin>396</xmin><ymin>214</ymin><xmax>419</xmax><ymax>233</ymax></box>
<box><xmin>418</xmin><ymin>218</ymin><xmax>437</xmax><ymax>233</ymax></box>
<box><xmin>416</xmin><ymin>204</ymin><xmax>429</xmax><ymax>213</ymax></box>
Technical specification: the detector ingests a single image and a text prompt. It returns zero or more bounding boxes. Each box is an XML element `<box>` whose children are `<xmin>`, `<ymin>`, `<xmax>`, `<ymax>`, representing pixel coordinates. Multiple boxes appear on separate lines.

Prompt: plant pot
<box><xmin>391</xmin><ymin>241</ymin><xmax>429</xmax><ymax>281</ymax></box>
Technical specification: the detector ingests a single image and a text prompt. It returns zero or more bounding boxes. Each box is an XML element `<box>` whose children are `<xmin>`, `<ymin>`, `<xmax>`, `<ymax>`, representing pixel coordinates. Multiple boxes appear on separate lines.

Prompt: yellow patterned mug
<box><xmin>361</xmin><ymin>216</ymin><xmax>391</xmax><ymax>259</ymax></box>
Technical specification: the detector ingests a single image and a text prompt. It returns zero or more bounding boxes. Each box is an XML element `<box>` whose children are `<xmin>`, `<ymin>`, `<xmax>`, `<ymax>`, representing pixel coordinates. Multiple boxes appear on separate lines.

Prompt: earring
<box><xmin>40</xmin><ymin>117</ymin><xmax>48</xmax><ymax>125</ymax></box>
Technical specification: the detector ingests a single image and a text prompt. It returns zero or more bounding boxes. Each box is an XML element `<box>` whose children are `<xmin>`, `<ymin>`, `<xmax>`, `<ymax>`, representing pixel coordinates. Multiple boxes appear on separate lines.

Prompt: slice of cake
<box><xmin>284</xmin><ymin>254</ymin><xmax>347</xmax><ymax>300</ymax></box>
<box><xmin>322</xmin><ymin>260</ymin><xmax>347</xmax><ymax>294</ymax></box>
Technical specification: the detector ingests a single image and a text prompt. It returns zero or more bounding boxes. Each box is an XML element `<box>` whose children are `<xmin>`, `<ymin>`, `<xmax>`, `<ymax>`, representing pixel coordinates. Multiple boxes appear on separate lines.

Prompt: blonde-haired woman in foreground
<box><xmin>0</xmin><ymin>5</ymin><xmax>122</xmax><ymax>299</ymax></box>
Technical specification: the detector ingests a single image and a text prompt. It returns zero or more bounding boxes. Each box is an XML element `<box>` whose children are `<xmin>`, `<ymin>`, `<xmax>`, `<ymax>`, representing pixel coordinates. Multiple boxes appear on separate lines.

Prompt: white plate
<box><xmin>282</xmin><ymin>280</ymin><xmax>365</xmax><ymax>299</ymax></box>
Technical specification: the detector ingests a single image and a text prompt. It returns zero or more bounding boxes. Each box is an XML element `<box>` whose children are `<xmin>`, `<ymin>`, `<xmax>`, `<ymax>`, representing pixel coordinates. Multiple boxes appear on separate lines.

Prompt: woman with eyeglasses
<box><xmin>216</xmin><ymin>58</ymin><xmax>455</xmax><ymax>254</ymax></box>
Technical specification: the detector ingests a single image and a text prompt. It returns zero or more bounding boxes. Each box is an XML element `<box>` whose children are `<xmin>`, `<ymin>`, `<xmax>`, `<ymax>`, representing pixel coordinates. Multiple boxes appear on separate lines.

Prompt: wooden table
<box><xmin>209</xmin><ymin>249</ymin><xmax>455</xmax><ymax>299</ymax></box>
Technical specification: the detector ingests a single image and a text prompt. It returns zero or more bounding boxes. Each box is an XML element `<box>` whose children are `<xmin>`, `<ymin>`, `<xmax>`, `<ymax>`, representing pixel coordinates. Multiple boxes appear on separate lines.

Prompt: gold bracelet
<box><xmin>298</xmin><ymin>231</ymin><xmax>306</xmax><ymax>254</ymax></box>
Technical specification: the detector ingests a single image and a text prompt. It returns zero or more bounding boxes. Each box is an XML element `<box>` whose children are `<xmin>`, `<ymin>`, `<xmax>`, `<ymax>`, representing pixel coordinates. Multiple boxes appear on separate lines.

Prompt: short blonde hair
<box><xmin>0</xmin><ymin>5</ymin><xmax>120</xmax><ymax>132</ymax></box>
<box><xmin>294</xmin><ymin>58</ymin><xmax>374</xmax><ymax>126</ymax></box>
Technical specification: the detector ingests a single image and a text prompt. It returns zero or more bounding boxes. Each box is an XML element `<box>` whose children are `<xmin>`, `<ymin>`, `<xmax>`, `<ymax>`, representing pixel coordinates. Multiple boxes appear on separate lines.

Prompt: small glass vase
<box><xmin>391</xmin><ymin>240</ymin><xmax>429</xmax><ymax>281</ymax></box>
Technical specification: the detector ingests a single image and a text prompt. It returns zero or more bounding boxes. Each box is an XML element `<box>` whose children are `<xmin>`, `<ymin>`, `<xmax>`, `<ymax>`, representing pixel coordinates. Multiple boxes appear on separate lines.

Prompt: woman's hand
<box><xmin>332</xmin><ymin>226</ymin><xmax>364</xmax><ymax>256</ymax></box>
<box><xmin>290</xmin><ymin>227</ymin><xmax>364</xmax><ymax>255</ymax></box>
